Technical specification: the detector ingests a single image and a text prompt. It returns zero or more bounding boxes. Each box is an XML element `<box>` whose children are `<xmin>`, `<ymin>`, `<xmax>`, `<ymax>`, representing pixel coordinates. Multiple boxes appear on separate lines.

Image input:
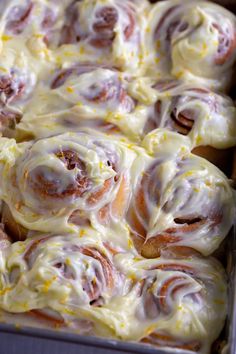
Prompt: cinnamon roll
<box><xmin>0</xmin><ymin>132</ymin><xmax>135</xmax><ymax>239</ymax></box>
<box><xmin>142</xmin><ymin>80</ymin><xmax>236</xmax><ymax>149</ymax></box>
<box><xmin>145</xmin><ymin>0</ymin><xmax>236</xmax><ymax>91</ymax></box>
<box><xmin>16</xmin><ymin>64</ymin><xmax>146</xmax><ymax>140</ymax></box>
<box><xmin>2</xmin><ymin>0</ymin><xmax>70</xmax><ymax>50</ymax></box>
<box><xmin>56</xmin><ymin>0</ymin><xmax>148</xmax><ymax>73</ymax></box>
<box><xmin>127</xmin><ymin>130</ymin><xmax>235</xmax><ymax>258</ymax></box>
<box><xmin>0</xmin><ymin>233</ymin><xmax>124</xmax><ymax>331</ymax></box>
<box><xmin>0</xmin><ymin>54</ymin><xmax>37</xmax><ymax>136</ymax></box>
<box><xmin>128</xmin><ymin>255</ymin><xmax>227</xmax><ymax>354</ymax></box>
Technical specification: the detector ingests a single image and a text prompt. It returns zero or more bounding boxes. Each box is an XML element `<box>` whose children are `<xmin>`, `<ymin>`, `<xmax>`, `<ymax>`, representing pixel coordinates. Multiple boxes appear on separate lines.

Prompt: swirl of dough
<box><xmin>130</xmin><ymin>255</ymin><xmax>227</xmax><ymax>354</ymax></box>
<box><xmin>0</xmin><ymin>232</ymin><xmax>124</xmax><ymax>330</ymax></box>
<box><xmin>58</xmin><ymin>0</ymin><xmax>148</xmax><ymax>73</ymax></box>
<box><xmin>4</xmin><ymin>1</ymin><xmax>34</xmax><ymax>35</ymax></box>
<box><xmin>0</xmin><ymin>51</ymin><xmax>37</xmax><ymax>136</ymax></box>
<box><xmin>144</xmin><ymin>0</ymin><xmax>236</xmax><ymax>91</ymax></box>
<box><xmin>51</xmin><ymin>64</ymin><xmax>135</xmax><ymax>113</ymax></box>
<box><xmin>127</xmin><ymin>131</ymin><xmax>235</xmax><ymax>258</ymax></box>
<box><xmin>0</xmin><ymin>131</ymin><xmax>136</xmax><ymax>239</ymax></box>
<box><xmin>2</xmin><ymin>0</ymin><xmax>70</xmax><ymax>49</ymax></box>
<box><xmin>16</xmin><ymin>63</ymin><xmax>149</xmax><ymax>140</ymax></box>
<box><xmin>144</xmin><ymin>80</ymin><xmax>236</xmax><ymax>149</ymax></box>
<box><xmin>104</xmin><ymin>253</ymin><xmax>225</xmax><ymax>351</ymax></box>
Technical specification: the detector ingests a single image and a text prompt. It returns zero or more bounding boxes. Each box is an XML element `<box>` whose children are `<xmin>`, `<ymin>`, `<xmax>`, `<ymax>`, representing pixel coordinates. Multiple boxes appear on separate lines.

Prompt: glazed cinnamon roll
<box><xmin>143</xmin><ymin>80</ymin><xmax>236</xmax><ymax>149</ymax></box>
<box><xmin>0</xmin><ymin>132</ymin><xmax>135</xmax><ymax>239</ymax></box>
<box><xmin>0</xmin><ymin>233</ymin><xmax>124</xmax><ymax>331</ymax></box>
<box><xmin>127</xmin><ymin>131</ymin><xmax>235</xmax><ymax>258</ymax></box>
<box><xmin>0</xmin><ymin>55</ymin><xmax>37</xmax><ymax>136</ymax></box>
<box><xmin>57</xmin><ymin>0</ymin><xmax>148</xmax><ymax>73</ymax></box>
<box><xmin>127</xmin><ymin>255</ymin><xmax>227</xmax><ymax>354</ymax></box>
<box><xmin>2</xmin><ymin>0</ymin><xmax>70</xmax><ymax>49</ymax></box>
<box><xmin>145</xmin><ymin>0</ymin><xmax>236</xmax><ymax>91</ymax></box>
<box><xmin>16</xmin><ymin>64</ymin><xmax>146</xmax><ymax>140</ymax></box>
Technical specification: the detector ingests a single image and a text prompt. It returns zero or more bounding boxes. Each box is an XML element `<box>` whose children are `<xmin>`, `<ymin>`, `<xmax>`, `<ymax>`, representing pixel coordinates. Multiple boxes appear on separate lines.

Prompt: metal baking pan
<box><xmin>0</xmin><ymin>0</ymin><xmax>235</xmax><ymax>354</ymax></box>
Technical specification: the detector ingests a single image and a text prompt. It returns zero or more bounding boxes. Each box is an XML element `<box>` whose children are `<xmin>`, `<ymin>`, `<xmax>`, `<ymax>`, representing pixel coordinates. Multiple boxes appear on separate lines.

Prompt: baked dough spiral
<box><xmin>127</xmin><ymin>131</ymin><xmax>235</xmax><ymax>257</ymax></box>
<box><xmin>143</xmin><ymin>80</ymin><xmax>236</xmax><ymax>149</ymax></box>
<box><xmin>0</xmin><ymin>233</ymin><xmax>123</xmax><ymax>329</ymax></box>
<box><xmin>144</xmin><ymin>0</ymin><xmax>236</xmax><ymax>91</ymax></box>
<box><xmin>16</xmin><ymin>64</ymin><xmax>146</xmax><ymax>140</ymax></box>
<box><xmin>57</xmin><ymin>0</ymin><xmax>148</xmax><ymax>73</ymax></box>
<box><xmin>2</xmin><ymin>0</ymin><xmax>71</xmax><ymax>49</ymax></box>
<box><xmin>0</xmin><ymin>132</ymin><xmax>135</xmax><ymax>239</ymax></box>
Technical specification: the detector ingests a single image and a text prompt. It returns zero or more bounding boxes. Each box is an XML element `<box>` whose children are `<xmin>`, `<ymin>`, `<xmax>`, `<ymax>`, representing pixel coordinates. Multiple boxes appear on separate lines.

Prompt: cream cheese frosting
<box><xmin>0</xmin><ymin>1</ymin><xmax>234</xmax><ymax>353</ymax></box>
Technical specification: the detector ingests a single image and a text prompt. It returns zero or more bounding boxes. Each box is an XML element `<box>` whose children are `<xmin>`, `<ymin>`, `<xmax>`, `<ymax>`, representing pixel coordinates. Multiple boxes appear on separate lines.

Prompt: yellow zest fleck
<box><xmin>105</xmin><ymin>111</ymin><xmax>114</xmax><ymax>121</ymax></box>
<box><xmin>62</xmin><ymin>308</ymin><xmax>76</xmax><ymax>316</ymax></box>
<box><xmin>0</xmin><ymin>287</ymin><xmax>12</xmax><ymax>295</ymax></box>
<box><xmin>42</xmin><ymin>276</ymin><xmax>57</xmax><ymax>293</ymax></box>
<box><xmin>196</xmin><ymin>135</ymin><xmax>202</xmax><ymax>145</ymax></box>
<box><xmin>205</xmin><ymin>180</ymin><xmax>212</xmax><ymax>187</ymax></box>
<box><xmin>63</xmin><ymin>51</ymin><xmax>75</xmax><ymax>57</ymax></box>
<box><xmin>155</xmin><ymin>57</ymin><xmax>160</xmax><ymax>64</ymax></box>
<box><xmin>164</xmin><ymin>91</ymin><xmax>171</xmax><ymax>98</ymax></box>
<box><xmin>175</xmin><ymin>71</ymin><xmax>184</xmax><ymax>79</ymax></box>
<box><xmin>175</xmin><ymin>319</ymin><xmax>182</xmax><ymax>330</ymax></box>
<box><xmin>79</xmin><ymin>46</ymin><xmax>85</xmax><ymax>55</ymax></box>
<box><xmin>79</xmin><ymin>229</ymin><xmax>86</xmax><ymax>238</ymax></box>
<box><xmin>59</xmin><ymin>294</ymin><xmax>69</xmax><ymax>305</ymax></box>
<box><xmin>193</xmin><ymin>187</ymin><xmax>200</xmax><ymax>193</ymax></box>
<box><xmin>65</xmin><ymin>258</ymin><xmax>71</xmax><ymax>266</ymax></box>
<box><xmin>145</xmin><ymin>325</ymin><xmax>156</xmax><ymax>336</ymax></box>
<box><xmin>162</xmin><ymin>132</ymin><xmax>167</xmax><ymax>141</ymax></box>
<box><xmin>1</xmin><ymin>35</ymin><xmax>12</xmax><ymax>41</ymax></box>
<box><xmin>120</xmin><ymin>322</ymin><xmax>125</xmax><ymax>328</ymax></box>
<box><xmin>34</xmin><ymin>33</ymin><xmax>44</xmax><ymax>39</ymax></box>
<box><xmin>156</xmin><ymin>40</ymin><xmax>161</xmax><ymax>50</ymax></box>
<box><xmin>21</xmin><ymin>302</ymin><xmax>29</xmax><ymax>311</ymax></box>
<box><xmin>128</xmin><ymin>273</ymin><xmax>136</xmax><ymax>281</ymax></box>
<box><xmin>55</xmin><ymin>56</ymin><xmax>62</xmax><ymax>65</ymax></box>
<box><xmin>183</xmin><ymin>171</ymin><xmax>194</xmax><ymax>178</ymax></box>
<box><xmin>120</xmin><ymin>138</ymin><xmax>127</xmax><ymax>143</ymax></box>
<box><xmin>0</xmin><ymin>67</ymin><xmax>7</xmax><ymax>73</ymax></box>
<box><xmin>138</xmin><ymin>53</ymin><xmax>144</xmax><ymax>61</ymax></box>
<box><xmin>66</xmin><ymin>86</ymin><xmax>74</xmax><ymax>93</ymax></box>
<box><xmin>127</xmin><ymin>238</ymin><xmax>133</xmax><ymax>249</ymax></box>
